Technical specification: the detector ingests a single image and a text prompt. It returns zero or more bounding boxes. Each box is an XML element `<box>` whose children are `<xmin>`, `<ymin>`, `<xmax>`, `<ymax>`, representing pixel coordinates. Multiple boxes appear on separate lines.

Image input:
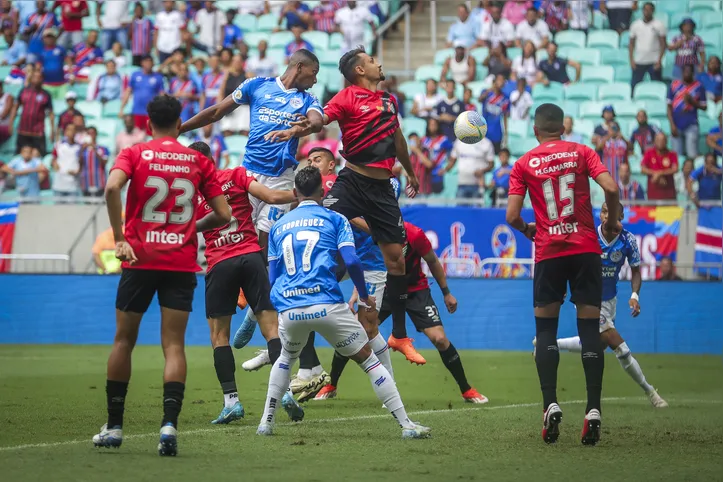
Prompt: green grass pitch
<box><xmin>1</xmin><ymin>345</ymin><xmax>721</xmax><ymax>481</ymax></box>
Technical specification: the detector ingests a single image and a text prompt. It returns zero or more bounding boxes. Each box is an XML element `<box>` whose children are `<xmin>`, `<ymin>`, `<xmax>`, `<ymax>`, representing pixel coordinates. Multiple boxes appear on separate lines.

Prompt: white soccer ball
<box><xmin>454</xmin><ymin>111</ymin><xmax>488</xmax><ymax>145</ymax></box>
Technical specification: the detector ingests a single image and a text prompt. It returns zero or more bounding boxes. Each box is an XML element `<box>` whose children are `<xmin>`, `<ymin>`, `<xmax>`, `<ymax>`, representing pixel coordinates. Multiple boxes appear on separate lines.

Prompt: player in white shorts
<box><xmin>257</xmin><ymin>165</ymin><xmax>430</xmax><ymax>439</ymax></box>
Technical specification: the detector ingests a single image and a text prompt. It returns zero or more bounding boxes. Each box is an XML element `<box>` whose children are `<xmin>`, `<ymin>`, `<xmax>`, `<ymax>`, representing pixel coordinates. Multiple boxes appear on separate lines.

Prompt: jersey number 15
<box><xmin>543</xmin><ymin>173</ymin><xmax>575</xmax><ymax>221</ymax></box>
<box><xmin>281</xmin><ymin>230</ymin><xmax>320</xmax><ymax>275</ymax></box>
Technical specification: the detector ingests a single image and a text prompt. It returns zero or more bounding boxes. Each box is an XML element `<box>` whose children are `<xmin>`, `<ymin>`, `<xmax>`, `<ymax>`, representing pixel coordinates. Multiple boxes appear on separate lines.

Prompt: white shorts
<box><xmin>364</xmin><ymin>270</ymin><xmax>387</xmax><ymax>312</ymax></box>
<box><xmin>600</xmin><ymin>297</ymin><xmax>617</xmax><ymax>333</ymax></box>
<box><xmin>220</xmin><ymin>104</ymin><xmax>250</xmax><ymax>133</ymax></box>
<box><xmin>279</xmin><ymin>303</ymin><xmax>369</xmax><ymax>358</ymax></box>
<box><xmin>248</xmin><ymin>168</ymin><xmax>295</xmax><ymax>233</ymax></box>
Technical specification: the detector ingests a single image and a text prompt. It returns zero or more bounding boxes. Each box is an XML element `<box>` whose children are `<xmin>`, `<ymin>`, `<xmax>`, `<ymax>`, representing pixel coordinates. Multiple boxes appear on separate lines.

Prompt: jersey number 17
<box><xmin>281</xmin><ymin>230</ymin><xmax>320</xmax><ymax>275</ymax></box>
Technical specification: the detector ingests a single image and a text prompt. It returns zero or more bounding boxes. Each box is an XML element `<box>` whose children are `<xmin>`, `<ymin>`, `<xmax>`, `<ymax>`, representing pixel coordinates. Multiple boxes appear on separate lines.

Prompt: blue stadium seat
<box><xmin>579</xmin><ymin>101</ymin><xmax>607</xmax><ymax>119</ymax></box>
<box><xmin>599</xmin><ymin>82</ymin><xmax>632</xmax><ymax>101</ymax></box>
<box><xmin>532</xmin><ymin>83</ymin><xmax>564</xmax><ymax>101</ymax></box>
<box><xmin>102</xmin><ymin>99</ymin><xmax>131</xmax><ymax>117</ymax></box>
<box><xmin>92</xmin><ymin>118</ymin><xmax>121</xmax><ymax>139</ymax></box>
<box><xmin>554</xmin><ymin>30</ymin><xmax>586</xmax><ymax>49</ymax></box>
<box><xmin>256</xmin><ymin>14</ymin><xmax>278</xmax><ymax>32</ymax></box>
<box><xmin>640</xmin><ymin>100</ymin><xmax>668</xmax><ymax>120</ymax></box>
<box><xmin>586</xmin><ymin>30</ymin><xmax>620</xmax><ymax>51</ymax></box>
<box><xmin>633</xmin><ymin>81</ymin><xmax>667</xmax><ymax>101</ymax></box>
<box><xmin>309</xmin><ymin>82</ymin><xmax>326</xmax><ymax>101</ymax></box>
<box><xmin>561</xmin><ymin>100</ymin><xmax>580</xmax><ymax>117</ymax></box>
<box><xmin>700</xmin><ymin>14</ymin><xmax>723</xmax><ymax>30</ymax></box>
<box><xmin>434</xmin><ymin>48</ymin><xmax>454</xmax><ymax>65</ymax></box>
<box><xmin>235</xmin><ymin>14</ymin><xmax>257</xmax><ymax>32</ymax></box>
<box><xmin>619</xmin><ymin>30</ymin><xmax>630</xmax><ymax>48</ymax></box>
<box><xmin>564</xmin><ymin>48</ymin><xmax>601</xmax><ymax>66</ymax></box>
<box><xmin>572</xmin><ymin>118</ymin><xmax>594</xmax><ymax>137</ymax></box>
<box><xmin>414</xmin><ymin>64</ymin><xmax>443</xmax><ymax>82</ymax></box>
<box><xmin>329</xmin><ymin>33</ymin><xmax>344</xmax><ymax>50</ymax></box>
<box><xmin>303</xmin><ymin>31</ymin><xmax>329</xmax><ymax>51</ymax></box>
<box><xmin>402</xmin><ymin>117</ymin><xmax>426</xmax><ymax>138</ymax></box>
<box><xmin>76</xmin><ymin>101</ymin><xmax>103</xmax><ymax>119</ymax></box>
<box><xmin>243</xmin><ymin>32</ymin><xmax>268</xmax><ymax>48</ymax></box>
<box><xmin>672</xmin><ymin>12</ymin><xmax>706</xmax><ymax>30</ymax></box>
<box><xmin>699</xmin><ymin>29</ymin><xmax>722</xmax><ymax>52</ymax></box>
<box><xmin>507</xmin><ymin>118</ymin><xmax>528</xmax><ymax>138</ymax></box>
<box><xmin>466</xmin><ymin>80</ymin><xmax>487</xmax><ymax>98</ymax></box>
<box><xmin>654</xmin><ymin>0</ymin><xmax>687</xmax><ymax>15</ymax></box>
<box><xmin>580</xmin><ymin>65</ymin><xmax>614</xmax><ymax>85</ymax></box>
<box><xmin>604</xmin><ymin>50</ymin><xmax>630</xmax><ymax>67</ymax></box>
<box><xmin>269</xmin><ymin>31</ymin><xmax>293</xmax><ymax>49</ymax></box>
<box><xmin>612</xmin><ymin>101</ymin><xmax>641</xmax><ymax>120</ymax></box>
<box><xmin>225</xmin><ymin>135</ymin><xmax>248</xmax><ymax>156</ymax></box>
<box><xmin>565</xmin><ymin>82</ymin><xmax>597</xmax><ymax>101</ymax></box>
<box><xmin>510</xmin><ymin>137</ymin><xmax>539</xmax><ymax>157</ymax></box>
<box><xmin>469</xmin><ymin>47</ymin><xmax>489</xmax><ymax>64</ymax></box>
<box><xmin>71</xmin><ymin>84</ymin><xmax>89</xmax><ymax>100</ymax></box>
<box><xmin>615</xmin><ymin>67</ymin><xmax>632</xmax><ymax>83</ymax></box>
<box><xmin>318</xmin><ymin>49</ymin><xmax>338</xmax><ymax>67</ymax></box>
<box><xmin>506</xmin><ymin>47</ymin><xmax>522</xmax><ymax>60</ymax></box>
<box><xmin>689</xmin><ymin>0</ymin><xmax>721</xmax><ymax>12</ymax></box>
<box><xmin>397</xmin><ymin>80</ymin><xmax>425</xmax><ymax>99</ymax></box>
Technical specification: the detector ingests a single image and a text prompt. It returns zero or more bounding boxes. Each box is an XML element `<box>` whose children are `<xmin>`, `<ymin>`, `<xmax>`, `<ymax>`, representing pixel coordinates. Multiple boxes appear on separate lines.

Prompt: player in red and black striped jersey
<box><xmin>317</xmin><ymin>46</ymin><xmax>425</xmax><ymax>365</ymax></box>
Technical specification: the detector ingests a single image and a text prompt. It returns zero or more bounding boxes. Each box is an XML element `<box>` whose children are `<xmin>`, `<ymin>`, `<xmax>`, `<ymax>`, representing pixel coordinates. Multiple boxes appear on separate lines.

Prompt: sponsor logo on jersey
<box><xmin>213</xmin><ymin>232</ymin><xmax>244</xmax><ymax>248</ymax></box>
<box><xmin>288</xmin><ymin>308</ymin><xmax>328</xmax><ymax>321</ymax></box>
<box><xmin>548</xmin><ymin>221</ymin><xmax>579</xmax><ymax>236</ymax></box>
<box><xmin>335</xmin><ymin>330</ymin><xmax>361</xmax><ymax>349</ymax></box>
<box><xmin>282</xmin><ymin>285</ymin><xmax>322</xmax><ymax>298</ymax></box>
<box><xmin>360</xmin><ymin>105</ymin><xmax>369</xmax><ymax>112</ymax></box>
<box><xmin>145</xmin><ymin>230</ymin><xmax>186</xmax><ymax>244</ymax></box>
<box><xmin>529</xmin><ymin>151</ymin><xmax>579</xmax><ymax>168</ymax></box>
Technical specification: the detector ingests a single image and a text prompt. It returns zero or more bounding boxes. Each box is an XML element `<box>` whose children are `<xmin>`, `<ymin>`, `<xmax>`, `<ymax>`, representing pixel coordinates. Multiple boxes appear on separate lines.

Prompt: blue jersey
<box><xmin>353</xmin><ymin>228</ymin><xmax>386</xmax><ymax>272</ymax></box>
<box><xmin>599</xmin><ymin>226</ymin><xmax>640</xmax><ymax>301</ymax></box>
<box><xmin>232</xmin><ymin>77</ymin><xmax>323</xmax><ymax>177</ymax></box>
<box><xmin>268</xmin><ymin>201</ymin><xmax>355</xmax><ymax>311</ymax></box>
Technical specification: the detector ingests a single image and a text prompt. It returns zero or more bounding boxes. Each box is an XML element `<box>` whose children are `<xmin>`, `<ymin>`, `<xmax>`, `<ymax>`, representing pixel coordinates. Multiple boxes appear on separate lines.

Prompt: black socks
<box><xmin>299</xmin><ymin>332</ymin><xmax>319</xmax><ymax>369</ymax></box>
<box><xmin>387</xmin><ymin>274</ymin><xmax>409</xmax><ymax>339</ymax></box>
<box><xmin>106</xmin><ymin>380</ymin><xmax>128</xmax><ymax>428</ymax></box>
<box><xmin>213</xmin><ymin>346</ymin><xmax>236</xmax><ymax>396</ymax></box>
<box><xmin>535</xmin><ymin>316</ymin><xmax>560</xmax><ymax>410</ymax></box>
<box><xmin>578</xmin><ymin>317</ymin><xmax>605</xmax><ymax>413</ymax></box>
<box><xmin>329</xmin><ymin>350</ymin><xmax>351</xmax><ymax>387</ymax></box>
<box><xmin>162</xmin><ymin>381</ymin><xmax>185</xmax><ymax>428</ymax></box>
<box><xmin>438</xmin><ymin>343</ymin><xmax>471</xmax><ymax>393</ymax></box>
<box><xmin>267</xmin><ymin>337</ymin><xmax>282</xmax><ymax>365</ymax></box>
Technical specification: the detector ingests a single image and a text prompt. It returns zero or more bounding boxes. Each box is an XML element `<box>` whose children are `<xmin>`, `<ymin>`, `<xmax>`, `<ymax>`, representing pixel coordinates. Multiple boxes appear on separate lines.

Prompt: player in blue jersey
<box><xmin>554</xmin><ymin>203</ymin><xmax>668</xmax><ymax>408</ymax></box>
<box><xmin>257</xmin><ymin>166</ymin><xmax>431</xmax><ymax>439</ymax></box>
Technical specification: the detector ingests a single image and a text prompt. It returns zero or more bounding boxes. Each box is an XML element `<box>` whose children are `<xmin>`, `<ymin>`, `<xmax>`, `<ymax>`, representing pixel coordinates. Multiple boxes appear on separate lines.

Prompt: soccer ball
<box><xmin>454</xmin><ymin>111</ymin><xmax>488</xmax><ymax>144</ymax></box>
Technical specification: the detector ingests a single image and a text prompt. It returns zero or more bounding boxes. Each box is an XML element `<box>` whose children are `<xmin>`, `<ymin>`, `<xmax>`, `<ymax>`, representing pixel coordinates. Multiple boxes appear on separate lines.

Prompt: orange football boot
<box><xmin>387</xmin><ymin>336</ymin><xmax>426</xmax><ymax>365</ymax></box>
<box><xmin>236</xmin><ymin>288</ymin><xmax>248</xmax><ymax>310</ymax></box>
<box><xmin>462</xmin><ymin>388</ymin><xmax>489</xmax><ymax>404</ymax></box>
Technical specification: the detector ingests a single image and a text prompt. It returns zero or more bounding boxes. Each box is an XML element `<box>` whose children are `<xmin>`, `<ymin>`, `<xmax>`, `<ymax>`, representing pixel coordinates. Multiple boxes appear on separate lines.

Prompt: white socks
<box><xmin>357</xmin><ymin>352</ymin><xmax>413</xmax><ymax>429</ymax></box>
<box><xmin>223</xmin><ymin>392</ymin><xmax>239</xmax><ymax>409</ymax></box>
<box><xmin>369</xmin><ymin>333</ymin><xmax>394</xmax><ymax>380</ymax></box>
<box><xmin>311</xmin><ymin>365</ymin><xmax>323</xmax><ymax>377</ymax></box>
<box><xmin>614</xmin><ymin>342</ymin><xmax>655</xmax><ymax>394</ymax></box>
<box><xmin>261</xmin><ymin>350</ymin><xmax>295</xmax><ymax>426</ymax></box>
<box><xmin>557</xmin><ymin>336</ymin><xmax>582</xmax><ymax>352</ymax></box>
<box><xmin>297</xmin><ymin>368</ymin><xmax>312</xmax><ymax>381</ymax></box>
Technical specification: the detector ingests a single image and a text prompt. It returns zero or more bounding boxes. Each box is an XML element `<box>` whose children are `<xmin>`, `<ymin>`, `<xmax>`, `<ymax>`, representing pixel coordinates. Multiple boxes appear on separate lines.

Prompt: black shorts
<box><xmin>533</xmin><ymin>252</ymin><xmax>602</xmax><ymax>308</ymax></box>
<box><xmin>379</xmin><ymin>288</ymin><xmax>443</xmax><ymax>332</ymax></box>
<box><xmin>116</xmin><ymin>269</ymin><xmax>198</xmax><ymax>313</ymax></box>
<box><xmin>205</xmin><ymin>251</ymin><xmax>274</xmax><ymax>319</ymax></box>
<box><xmin>15</xmin><ymin>134</ymin><xmax>47</xmax><ymax>157</ymax></box>
<box><xmin>607</xmin><ymin>8</ymin><xmax>632</xmax><ymax>31</ymax></box>
<box><xmin>323</xmin><ymin>167</ymin><xmax>405</xmax><ymax>245</ymax></box>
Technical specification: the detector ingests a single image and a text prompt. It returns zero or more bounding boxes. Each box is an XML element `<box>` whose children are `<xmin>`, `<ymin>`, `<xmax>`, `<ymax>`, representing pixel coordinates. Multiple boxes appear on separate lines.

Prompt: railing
<box><xmin>0</xmin><ymin>254</ymin><xmax>71</xmax><ymax>273</ymax></box>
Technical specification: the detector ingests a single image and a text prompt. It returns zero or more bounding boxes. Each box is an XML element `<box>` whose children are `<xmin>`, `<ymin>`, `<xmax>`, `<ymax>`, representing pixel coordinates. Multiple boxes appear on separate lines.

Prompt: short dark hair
<box><xmin>339</xmin><ymin>46</ymin><xmax>366</xmax><ymax>83</ymax></box>
<box><xmin>308</xmin><ymin>147</ymin><xmax>334</xmax><ymax>160</ymax></box>
<box><xmin>140</xmin><ymin>54</ymin><xmax>153</xmax><ymax>63</ymax></box>
<box><xmin>189</xmin><ymin>141</ymin><xmax>212</xmax><ymax>159</ymax></box>
<box><xmin>644</xmin><ymin>2</ymin><xmax>655</xmax><ymax>10</ymax></box>
<box><xmin>499</xmin><ymin>148</ymin><xmax>510</xmax><ymax>156</ymax></box>
<box><xmin>289</xmin><ymin>48</ymin><xmax>319</xmax><ymax>67</ymax></box>
<box><xmin>458</xmin><ymin>3</ymin><xmax>469</xmax><ymax>12</ymax></box>
<box><xmin>534</xmin><ymin>103</ymin><xmax>564</xmax><ymax>134</ymax></box>
<box><xmin>147</xmin><ymin>95</ymin><xmax>182</xmax><ymax>130</ymax></box>
<box><xmin>527</xmin><ymin>6</ymin><xmax>537</xmax><ymax>13</ymax></box>
<box><xmin>295</xmin><ymin>165</ymin><xmax>323</xmax><ymax>197</ymax></box>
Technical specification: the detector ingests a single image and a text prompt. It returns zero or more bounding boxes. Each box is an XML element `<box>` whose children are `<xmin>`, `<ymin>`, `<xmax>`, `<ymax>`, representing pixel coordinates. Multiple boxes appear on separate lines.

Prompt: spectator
<box><xmin>515</xmin><ymin>7</ymin><xmax>549</xmax><ymax>49</ymax></box>
<box><xmin>668</xmin><ymin>64</ymin><xmax>707</xmax><ymax>159</ymax></box>
<box><xmin>90</xmin><ymin>60</ymin><xmax>123</xmax><ymax>103</ymax></box>
<box><xmin>593</xmin><ymin>105</ymin><xmax>617</xmax><ymax>157</ymax></box>
<box><xmin>540</xmin><ymin>0</ymin><xmax>567</xmax><ymax>34</ymax></box>
<box><xmin>674</xmin><ymin>158</ymin><xmax>694</xmax><ymax>197</ymax></box>
<box><xmin>1</xmin><ymin>144</ymin><xmax>47</xmax><ymax>198</ymax></box>
<box><xmin>469</xmin><ymin>0</ymin><xmax>490</xmax><ymax>26</ymax></box>
<box><xmin>155</xmin><ymin>0</ymin><xmax>186</xmax><ymax>64</ymax></box>
<box><xmin>0</xmin><ymin>0</ymin><xmax>18</xmax><ymax>32</ymax></box>
<box><xmin>596</xmin><ymin>120</ymin><xmax>629</xmax><ymax>183</ymax></box>
<box><xmin>194</xmin><ymin>1</ymin><xmax>225</xmax><ymax>53</ymax></box>
<box><xmin>16</xmin><ymin>1</ymin><xmax>38</xmax><ymax>26</ymax></box>
<box><xmin>511</xmin><ymin>40</ymin><xmax>538</xmax><ymax>86</ymax></box>
<box><xmin>10</xmin><ymin>70</ymin><xmax>54</xmax><ymax>156</ymax></box>
<box><xmin>0</xmin><ymin>83</ymin><xmax>13</xmax><ymax>146</ymax></box>
<box><xmin>462</xmin><ymin>87</ymin><xmax>475</xmax><ymax>111</ymax></box>
<box><xmin>600</xmin><ymin>0</ymin><xmax>637</xmax><ymax>34</ymax></box>
<box><xmin>416</xmin><ymin>118</ymin><xmax>453</xmax><ymax>195</ymax></box>
<box><xmin>245</xmin><ymin>40</ymin><xmax>278</xmax><ymax>78</ymax></box>
<box><xmin>446</xmin><ymin>129</ymin><xmax>494</xmax><ymax>199</ymax></box>
<box><xmin>69</xmin><ymin>29</ymin><xmax>104</xmax><ymax>84</ymax></box>
<box><xmin>359</xmin><ymin>0</ymin><xmax>385</xmax><ymax>26</ymax></box>
<box><xmin>120</xmin><ymin>55</ymin><xmax>165</xmax><ymax>134</ymax></box>
<box><xmin>491</xmin><ymin>147</ymin><xmax>512</xmax><ymax>206</ymax></box>
<box><xmin>312</xmin><ymin>0</ymin><xmax>340</xmax><ymax>33</ymax></box>
<box><xmin>108</xmin><ymin>41</ymin><xmax>128</xmax><ymax>69</ymax></box>
<box><xmin>509</xmin><ymin>78</ymin><xmax>533</xmax><ymax>121</ymax></box>
<box><xmin>23</xmin><ymin>1</ymin><xmax>60</xmax><ymax>65</ymax></box>
<box><xmin>219</xmin><ymin>54</ymin><xmax>249</xmax><ymax>136</ymax></box>
<box><xmin>2</xmin><ymin>28</ymin><xmax>28</xmax><ymax>68</ymax></box>
<box><xmin>411</xmin><ymin>79</ymin><xmax>441</xmax><ymax>120</ymax></box>
<box><xmin>159</xmin><ymin>47</ymin><xmax>186</xmax><ymax>78</ymax></box>
<box><xmin>51</xmin><ymin>123</ymin><xmax>81</xmax><ymax>198</ymax></box>
<box><xmin>629</xmin><ymin>109</ymin><xmax>660</xmax><ymax>153</ymax></box>
<box><xmin>129</xmin><ymin>2</ymin><xmax>154</xmax><ymax>66</ymax></box>
<box><xmin>479</xmin><ymin>73</ymin><xmax>509</xmax><ymax>153</ymax></box>
<box><xmin>618</xmin><ymin>162</ymin><xmax>645</xmax><ymax>201</ymax></box>
<box><xmin>483</xmin><ymin>44</ymin><xmax>512</xmax><ymax>81</ymax></box>
<box><xmin>435</xmin><ymin>79</ymin><xmax>465</xmax><ymax>140</ymax></box>
<box><xmin>382</xmin><ymin>75</ymin><xmax>405</xmax><ymax>117</ymax></box>
<box><xmin>279</xmin><ymin>1</ymin><xmax>311</xmax><ymax>31</ymax></box>
<box><xmin>147</xmin><ymin>0</ymin><xmax>164</xmax><ymax>15</ymax></box>
<box><xmin>537</xmin><ymin>41</ymin><xmax>580</xmax><ymax>85</ymax></box>
<box><xmin>238</xmin><ymin>1</ymin><xmax>270</xmax><ymax>16</ymax></box>
<box><xmin>195</xmin><ymin>124</ymin><xmax>230</xmax><ymax>169</ymax></box>
<box><xmin>440</xmin><ymin>41</ymin><xmax>476</xmax><ymax>86</ymax></box>
<box><xmin>628</xmin><ymin>2</ymin><xmax>666</xmax><ymax>88</ymax></box>
<box><xmin>79</xmin><ymin>126</ymin><xmax>109</xmax><ymax>198</ymax></box>
<box><xmin>35</xmin><ymin>29</ymin><xmax>67</xmax><ymax>99</ymax></box>
<box><xmin>73</xmin><ymin>112</ymin><xmax>90</xmax><ymax>144</ymax></box>
<box><xmin>561</xmin><ymin>116</ymin><xmax>583</xmax><ymax>143</ymax></box>
<box><xmin>169</xmin><ymin>62</ymin><xmax>199</xmax><ymax>124</ymax></box>
<box><xmin>658</xmin><ymin>256</ymin><xmax>682</xmax><ymax>281</ymax></box>
<box><xmin>641</xmin><ymin>132</ymin><xmax>678</xmax><ymax>201</ymax></box>
<box><xmin>668</xmin><ymin>18</ymin><xmax>705</xmax><ymax>79</ymax></box>
<box><xmin>697</xmin><ymin>56</ymin><xmax>722</xmax><ymax>105</ymax></box>
<box><xmin>199</xmin><ymin>53</ymin><xmax>223</xmax><ymax>110</ymax></box>
<box><xmin>52</xmin><ymin>0</ymin><xmax>89</xmax><ymax>50</ymax></box>
<box><xmin>97</xmin><ymin>0</ymin><xmax>130</xmax><ymax>51</ymax></box>
<box><xmin>285</xmin><ymin>25</ymin><xmax>314</xmax><ymax>62</ymax></box>
<box><xmin>688</xmin><ymin>152</ymin><xmax>722</xmax><ymax>204</ymax></box>
<box><xmin>478</xmin><ymin>3</ymin><xmax>514</xmax><ymax>48</ymax></box>
<box><xmin>334</xmin><ymin>1</ymin><xmax>376</xmax><ymax>55</ymax></box>
<box><xmin>706</xmin><ymin>113</ymin><xmax>722</xmax><ymax>157</ymax></box>
<box><xmin>568</xmin><ymin>0</ymin><xmax>592</xmax><ymax>34</ymax></box>
<box><xmin>503</xmin><ymin>0</ymin><xmax>531</xmax><ymax>26</ymax></box>
<box><xmin>222</xmin><ymin>9</ymin><xmax>245</xmax><ymax>51</ymax></box>
<box><xmin>218</xmin><ymin>47</ymin><xmax>234</xmax><ymax>70</ymax></box>
<box><xmin>446</xmin><ymin>4</ymin><xmax>478</xmax><ymax>49</ymax></box>
<box><xmin>299</xmin><ymin>127</ymin><xmax>339</xmax><ymax>160</ymax></box>
<box><xmin>57</xmin><ymin>91</ymin><xmax>81</xmax><ymax>134</ymax></box>
<box><xmin>115</xmin><ymin>114</ymin><xmax>146</xmax><ymax>153</ymax></box>
<box><xmin>92</xmin><ymin>226</ymin><xmax>122</xmax><ymax>274</ymax></box>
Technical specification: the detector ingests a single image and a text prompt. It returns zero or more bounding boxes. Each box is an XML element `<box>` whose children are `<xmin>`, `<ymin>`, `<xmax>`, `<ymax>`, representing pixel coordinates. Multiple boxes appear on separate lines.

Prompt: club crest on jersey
<box><xmin>289</xmin><ymin>97</ymin><xmax>303</xmax><ymax>109</ymax></box>
<box><xmin>232</xmin><ymin>88</ymin><xmax>243</xmax><ymax>102</ymax></box>
<box><xmin>610</xmin><ymin>250</ymin><xmax>623</xmax><ymax>263</ymax></box>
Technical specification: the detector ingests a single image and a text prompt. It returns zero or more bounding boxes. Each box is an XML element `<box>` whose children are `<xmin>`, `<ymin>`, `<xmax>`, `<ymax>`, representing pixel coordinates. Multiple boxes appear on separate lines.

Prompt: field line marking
<box><xmin>0</xmin><ymin>396</ymin><xmax>718</xmax><ymax>452</ymax></box>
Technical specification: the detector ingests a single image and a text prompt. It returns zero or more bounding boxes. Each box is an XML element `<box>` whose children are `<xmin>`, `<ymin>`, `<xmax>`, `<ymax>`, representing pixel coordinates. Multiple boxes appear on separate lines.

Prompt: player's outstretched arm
<box><xmin>394</xmin><ymin>128</ymin><xmax>419</xmax><ymax>196</ymax></box>
<box><xmin>506</xmin><ymin>194</ymin><xmax>535</xmax><ymax>241</ymax></box>
<box><xmin>264</xmin><ymin>110</ymin><xmax>323</xmax><ymax>143</ymax></box>
<box><xmin>629</xmin><ymin>265</ymin><xmax>642</xmax><ymax>317</ymax></box>
<box><xmin>180</xmin><ymin>94</ymin><xmax>239</xmax><ymax>134</ymax></box>
<box><xmin>247</xmin><ymin>180</ymin><xmax>297</xmax><ymax>205</ymax></box>
<box><xmin>423</xmin><ymin>249</ymin><xmax>457</xmax><ymax>314</ymax></box>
